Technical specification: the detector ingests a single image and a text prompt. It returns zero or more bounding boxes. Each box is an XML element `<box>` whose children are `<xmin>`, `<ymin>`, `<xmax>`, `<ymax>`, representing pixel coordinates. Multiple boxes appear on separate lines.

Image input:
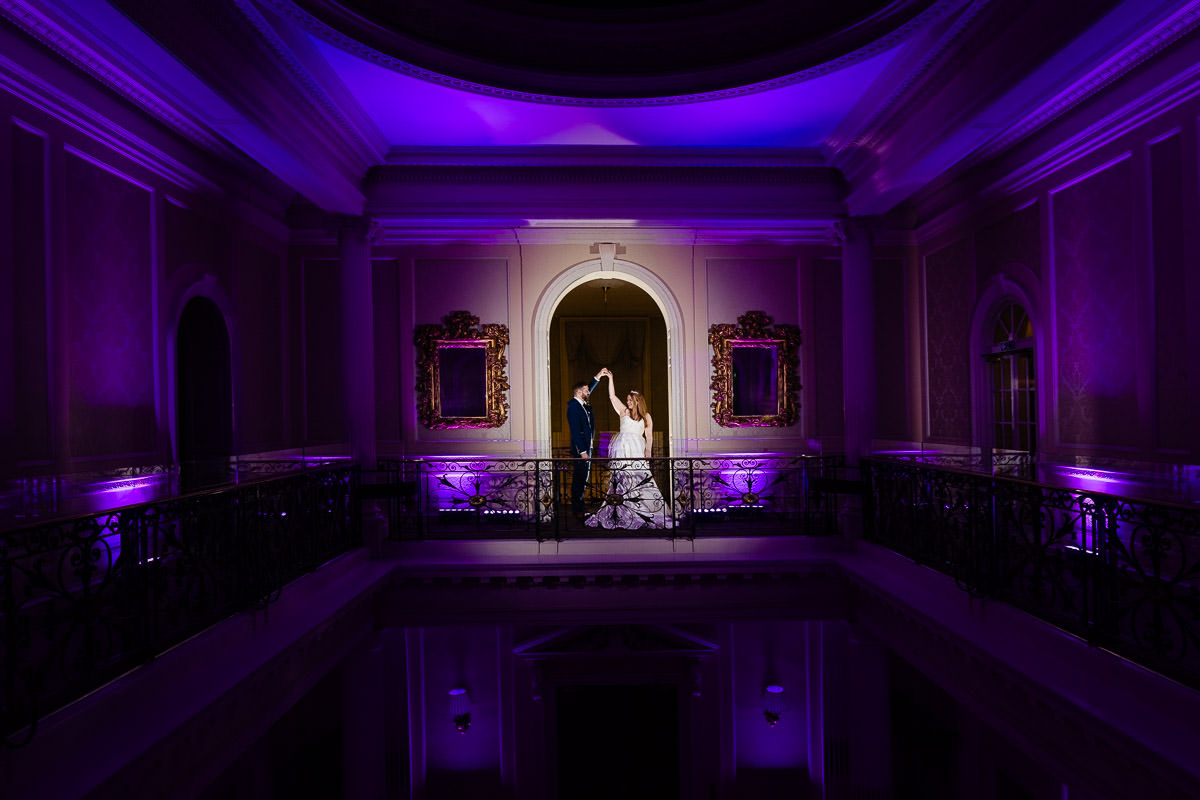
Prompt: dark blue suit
<box><xmin>567</xmin><ymin>378</ymin><xmax>600</xmax><ymax>514</ymax></box>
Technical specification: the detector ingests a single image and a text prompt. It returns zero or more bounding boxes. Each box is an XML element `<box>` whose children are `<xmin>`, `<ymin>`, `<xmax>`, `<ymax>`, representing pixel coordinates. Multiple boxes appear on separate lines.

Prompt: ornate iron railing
<box><xmin>372</xmin><ymin>455</ymin><xmax>849</xmax><ymax>541</ymax></box>
<box><xmin>863</xmin><ymin>457</ymin><xmax>1200</xmax><ymax>689</ymax></box>
<box><xmin>0</xmin><ymin>465</ymin><xmax>360</xmax><ymax>747</ymax></box>
<box><xmin>879</xmin><ymin>451</ymin><xmax>1034</xmax><ymax>478</ymax></box>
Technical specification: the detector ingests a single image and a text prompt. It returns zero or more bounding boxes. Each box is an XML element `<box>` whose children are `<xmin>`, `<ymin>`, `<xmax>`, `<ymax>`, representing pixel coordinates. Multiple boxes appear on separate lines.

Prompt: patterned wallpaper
<box><xmin>234</xmin><ymin>240</ymin><xmax>284</xmax><ymax>452</ymax></box>
<box><xmin>65</xmin><ymin>153</ymin><xmax>156</xmax><ymax>459</ymax></box>
<box><xmin>874</xmin><ymin>259</ymin><xmax>907</xmax><ymax>438</ymax></box>
<box><xmin>12</xmin><ymin>124</ymin><xmax>50</xmax><ymax>463</ymax></box>
<box><xmin>975</xmin><ymin>201</ymin><xmax>1040</xmax><ymax>285</ymax></box>
<box><xmin>924</xmin><ymin>239</ymin><xmax>973</xmax><ymax>443</ymax></box>
<box><xmin>1052</xmin><ymin>158</ymin><xmax>1137</xmax><ymax>447</ymax></box>
<box><xmin>373</xmin><ymin>260</ymin><xmax>402</xmax><ymax>442</ymax></box>
<box><xmin>303</xmin><ymin>260</ymin><xmax>344</xmax><ymax>445</ymax></box>
<box><xmin>164</xmin><ymin>199</ymin><xmax>229</xmax><ymax>283</ymax></box>
<box><xmin>812</xmin><ymin>259</ymin><xmax>843</xmax><ymax>437</ymax></box>
<box><xmin>1150</xmin><ymin>134</ymin><xmax>1188</xmax><ymax>450</ymax></box>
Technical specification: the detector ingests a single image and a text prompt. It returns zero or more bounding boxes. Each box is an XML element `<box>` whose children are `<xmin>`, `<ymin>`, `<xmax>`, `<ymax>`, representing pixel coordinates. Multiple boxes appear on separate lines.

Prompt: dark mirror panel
<box><xmin>731</xmin><ymin>345</ymin><xmax>779</xmax><ymax>417</ymax></box>
<box><xmin>437</xmin><ymin>346</ymin><xmax>488</xmax><ymax>418</ymax></box>
<box><xmin>709</xmin><ymin>311</ymin><xmax>800</xmax><ymax>427</ymax></box>
<box><xmin>415</xmin><ymin>311</ymin><xmax>510</xmax><ymax>429</ymax></box>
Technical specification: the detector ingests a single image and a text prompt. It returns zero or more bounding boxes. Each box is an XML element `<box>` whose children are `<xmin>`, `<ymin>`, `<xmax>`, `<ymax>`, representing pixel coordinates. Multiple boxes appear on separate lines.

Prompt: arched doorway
<box><xmin>983</xmin><ymin>300</ymin><xmax>1036</xmax><ymax>457</ymax></box>
<box><xmin>532</xmin><ymin>259</ymin><xmax>686</xmax><ymax>458</ymax></box>
<box><xmin>176</xmin><ymin>296</ymin><xmax>233</xmax><ymax>488</ymax></box>
<box><xmin>550</xmin><ymin>279</ymin><xmax>669</xmax><ymax>457</ymax></box>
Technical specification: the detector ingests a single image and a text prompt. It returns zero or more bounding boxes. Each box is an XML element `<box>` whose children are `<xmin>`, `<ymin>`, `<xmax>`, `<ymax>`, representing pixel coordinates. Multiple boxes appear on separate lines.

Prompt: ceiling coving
<box><xmin>290</xmin><ymin>0</ymin><xmax>941</xmax><ymax>100</ymax></box>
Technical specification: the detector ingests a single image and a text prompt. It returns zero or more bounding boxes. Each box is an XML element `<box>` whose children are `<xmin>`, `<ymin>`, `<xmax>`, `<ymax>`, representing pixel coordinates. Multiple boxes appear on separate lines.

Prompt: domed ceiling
<box><xmin>293</xmin><ymin>0</ymin><xmax>939</xmax><ymax>100</ymax></box>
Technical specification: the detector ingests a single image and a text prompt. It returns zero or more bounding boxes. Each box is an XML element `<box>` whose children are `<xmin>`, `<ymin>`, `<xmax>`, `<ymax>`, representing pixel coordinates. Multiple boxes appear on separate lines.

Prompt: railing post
<box><xmin>534</xmin><ymin>459</ymin><xmax>542</xmax><ymax>543</ymax></box>
<box><xmin>687</xmin><ymin>458</ymin><xmax>696</xmax><ymax>540</ymax></box>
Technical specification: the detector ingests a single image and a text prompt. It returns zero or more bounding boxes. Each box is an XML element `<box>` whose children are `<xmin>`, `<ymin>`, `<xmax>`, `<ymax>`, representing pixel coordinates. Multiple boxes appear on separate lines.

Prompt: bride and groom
<box><xmin>567</xmin><ymin>367</ymin><xmax>673</xmax><ymax>529</ymax></box>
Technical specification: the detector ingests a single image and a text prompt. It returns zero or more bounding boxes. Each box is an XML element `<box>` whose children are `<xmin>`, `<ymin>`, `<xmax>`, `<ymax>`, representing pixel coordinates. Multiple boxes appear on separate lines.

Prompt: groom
<box><xmin>567</xmin><ymin>369</ymin><xmax>606</xmax><ymax>520</ymax></box>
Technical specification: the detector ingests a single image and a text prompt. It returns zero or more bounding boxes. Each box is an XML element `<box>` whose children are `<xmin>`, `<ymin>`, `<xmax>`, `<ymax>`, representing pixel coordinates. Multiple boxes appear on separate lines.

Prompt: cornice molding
<box><xmin>0</xmin><ymin>51</ymin><xmax>221</xmax><ymax>193</ymax></box>
<box><xmin>384</xmin><ymin>145</ymin><xmax>830</xmax><ymax>168</ymax></box>
<box><xmin>365</xmin><ymin>164</ymin><xmax>844</xmax><ymax>187</ymax></box>
<box><xmin>962</xmin><ymin>1</ymin><xmax>1200</xmax><ymax>171</ymax></box>
<box><xmin>830</xmin><ymin>0</ymin><xmax>989</xmax><ymax>177</ymax></box>
<box><xmin>915</xmin><ymin>54</ymin><xmax>1200</xmax><ymax>242</ymax></box>
<box><xmin>257</xmin><ymin>0</ymin><xmax>951</xmax><ymax>107</ymax></box>
<box><xmin>229</xmin><ymin>0</ymin><xmax>387</xmax><ymax>167</ymax></box>
<box><xmin>290</xmin><ymin>222</ymin><xmax>843</xmax><ymax>247</ymax></box>
<box><xmin>0</xmin><ymin>1</ymin><xmax>235</xmax><ymax>159</ymax></box>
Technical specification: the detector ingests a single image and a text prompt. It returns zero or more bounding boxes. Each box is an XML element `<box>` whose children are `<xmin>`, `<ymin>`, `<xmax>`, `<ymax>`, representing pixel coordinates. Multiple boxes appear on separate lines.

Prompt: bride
<box><xmin>586</xmin><ymin>368</ymin><xmax>673</xmax><ymax>530</ymax></box>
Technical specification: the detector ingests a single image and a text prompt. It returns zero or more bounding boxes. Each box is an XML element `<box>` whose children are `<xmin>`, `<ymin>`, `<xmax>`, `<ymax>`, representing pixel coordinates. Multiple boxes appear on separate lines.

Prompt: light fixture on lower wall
<box><xmin>763</xmin><ymin>684</ymin><xmax>788</xmax><ymax>726</ymax></box>
<box><xmin>449</xmin><ymin>687</ymin><xmax>471</xmax><ymax>733</ymax></box>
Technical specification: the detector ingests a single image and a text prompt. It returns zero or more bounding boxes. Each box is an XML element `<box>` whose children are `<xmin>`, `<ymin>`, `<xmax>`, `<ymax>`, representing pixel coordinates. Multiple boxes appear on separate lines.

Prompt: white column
<box><xmin>840</xmin><ymin>218</ymin><xmax>876</xmax><ymax>465</ymax></box>
<box><xmin>339</xmin><ymin>217</ymin><xmax>378</xmax><ymax>469</ymax></box>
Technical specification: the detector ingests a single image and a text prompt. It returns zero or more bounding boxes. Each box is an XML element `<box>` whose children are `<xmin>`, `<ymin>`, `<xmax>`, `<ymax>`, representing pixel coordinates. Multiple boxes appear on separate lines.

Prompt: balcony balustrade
<box><xmin>0</xmin><ymin>465</ymin><xmax>360</xmax><ymax>748</ymax></box>
<box><xmin>370</xmin><ymin>454</ymin><xmax>850</xmax><ymax>541</ymax></box>
<box><xmin>863</xmin><ymin>457</ymin><xmax>1200</xmax><ymax>691</ymax></box>
<box><xmin>7</xmin><ymin>451</ymin><xmax>1198</xmax><ymax>750</ymax></box>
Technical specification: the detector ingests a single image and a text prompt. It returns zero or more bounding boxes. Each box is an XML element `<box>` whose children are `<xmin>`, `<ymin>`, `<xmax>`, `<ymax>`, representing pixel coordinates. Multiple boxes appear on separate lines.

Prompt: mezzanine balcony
<box><xmin>3</xmin><ymin>451</ymin><xmax>1199</xmax><ymax>758</ymax></box>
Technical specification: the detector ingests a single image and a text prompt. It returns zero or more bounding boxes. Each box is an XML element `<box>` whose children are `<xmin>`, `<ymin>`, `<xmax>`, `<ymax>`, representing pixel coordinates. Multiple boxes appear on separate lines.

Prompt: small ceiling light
<box><xmin>763</xmin><ymin>684</ymin><xmax>788</xmax><ymax>726</ymax></box>
<box><xmin>449</xmin><ymin>687</ymin><xmax>471</xmax><ymax>733</ymax></box>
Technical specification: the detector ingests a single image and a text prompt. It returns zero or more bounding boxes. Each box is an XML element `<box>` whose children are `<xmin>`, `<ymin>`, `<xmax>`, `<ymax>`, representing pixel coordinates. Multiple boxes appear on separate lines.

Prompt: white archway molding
<box><xmin>531</xmin><ymin>259</ymin><xmax>687</xmax><ymax>457</ymax></box>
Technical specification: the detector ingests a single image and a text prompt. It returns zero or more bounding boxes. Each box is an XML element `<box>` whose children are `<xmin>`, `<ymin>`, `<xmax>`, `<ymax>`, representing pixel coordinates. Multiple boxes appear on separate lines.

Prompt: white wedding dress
<box><xmin>585</xmin><ymin>414</ymin><xmax>674</xmax><ymax>530</ymax></box>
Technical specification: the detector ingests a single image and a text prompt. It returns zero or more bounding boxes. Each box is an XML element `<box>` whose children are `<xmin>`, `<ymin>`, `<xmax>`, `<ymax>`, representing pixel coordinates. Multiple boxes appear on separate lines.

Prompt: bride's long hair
<box><xmin>627</xmin><ymin>390</ymin><xmax>648</xmax><ymax>421</ymax></box>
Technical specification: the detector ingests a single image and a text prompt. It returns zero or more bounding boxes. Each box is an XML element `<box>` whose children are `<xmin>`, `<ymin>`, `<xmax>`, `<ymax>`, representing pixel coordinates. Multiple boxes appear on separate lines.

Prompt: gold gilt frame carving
<box><xmin>415</xmin><ymin>310</ymin><xmax>510</xmax><ymax>429</ymax></box>
<box><xmin>708</xmin><ymin>310</ymin><xmax>801</xmax><ymax>427</ymax></box>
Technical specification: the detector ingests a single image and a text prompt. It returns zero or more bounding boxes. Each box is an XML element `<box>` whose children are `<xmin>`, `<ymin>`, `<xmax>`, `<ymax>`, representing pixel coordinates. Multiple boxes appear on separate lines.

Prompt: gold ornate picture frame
<box><xmin>708</xmin><ymin>311</ymin><xmax>801</xmax><ymax>427</ymax></box>
<box><xmin>415</xmin><ymin>311</ymin><xmax>510</xmax><ymax>429</ymax></box>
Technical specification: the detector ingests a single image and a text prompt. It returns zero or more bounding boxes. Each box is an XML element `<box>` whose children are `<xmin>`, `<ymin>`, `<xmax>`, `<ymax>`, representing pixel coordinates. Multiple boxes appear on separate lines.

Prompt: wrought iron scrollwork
<box><xmin>0</xmin><ymin>466</ymin><xmax>360</xmax><ymax>748</ymax></box>
<box><xmin>864</xmin><ymin>457</ymin><xmax>1200</xmax><ymax>689</ymax></box>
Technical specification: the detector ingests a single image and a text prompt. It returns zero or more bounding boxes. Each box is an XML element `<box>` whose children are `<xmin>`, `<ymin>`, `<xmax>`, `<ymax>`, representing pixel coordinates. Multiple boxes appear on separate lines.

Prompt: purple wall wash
<box><xmin>11</xmin><ymin>123</ymin><xmax>50</xmax><ymax>465</ymax></box>
<box><xmin>732</xmin><ymin>621</ymin><xmax>809</xmax><ymax>771</ymax></box>
<box><xmin>873</xmin><ymin>260</ymin><xmax>907</xmax><ymax>439</ymax></box>
<box><xmin>234</xmin><ymin>241</ymin><xmax>285</xmax><ymax>452</ymax></box>
<box><xmin>924</xmin><ymin>240</ymin><xmax>972</xmax><ymax>443</ymax></box>
<box><xmin>64</xmin><ymin>152</ymin><xmax>156</xmax><ymax>459</ymax></box>
<box><xmin>310</xmin><ymin>34</ymin><xmax>901</xmax><ymax>148</ymax></box>
<box><xmin>413</xmin><ymin>258</ymin><xmax>509</xmax><ymax>326</ymax></box>
<box><xmin>1052</xmin><ymin>158</ymin><xmax>1137</xmax><ymax>448</ymax></box>
<box><xmin>975</xmin><ymin>201</ymin><xmax>1041</xmax><ymax>284</ymax></box>
<box><xmin>422</xmin><ymin>627</ymin><xmax>502</xmax><ymax>778</ymax></box>
<box><xmin>164</xmin><ymin>200</ymin><xmax>230</xmax><ymax>284</ymax></box>
<box><xmin>1150</xmin><ymin>134</ymin><xmax>1189</xmax><ymax>451</ymax></box>
<box><xmin>303</xmin><ymin>260</ymin><xmax>345</xmax><ymax>445</ymax></box>
<box><xmin>705</xmin><ymin>258</ymin><xmax>798</xmax><ymax>331</ymax></box>
<box><xmin>812</xmin><ymin>259</ymin><xmax>844</xmax><ymax>438</ymax></box>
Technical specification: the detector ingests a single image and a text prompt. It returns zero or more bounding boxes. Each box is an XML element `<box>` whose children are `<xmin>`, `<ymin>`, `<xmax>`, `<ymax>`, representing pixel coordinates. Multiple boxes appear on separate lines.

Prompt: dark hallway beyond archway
<box><xmin>550</xmin><ymin>279</ymin><xmax>670</xmax><ymax>457</ymax></box>
<box><xmin>176</xmin><ymin>297</ymin><xmax>233</xmax><ymax>489</ymax></box>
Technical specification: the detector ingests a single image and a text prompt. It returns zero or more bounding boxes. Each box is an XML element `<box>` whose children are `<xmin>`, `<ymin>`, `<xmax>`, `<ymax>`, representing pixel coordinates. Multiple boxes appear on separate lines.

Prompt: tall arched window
<box><xmin>985</xmin><ymin>301</ymin><xmax>1035</xmax><ymax>453</ymax></box>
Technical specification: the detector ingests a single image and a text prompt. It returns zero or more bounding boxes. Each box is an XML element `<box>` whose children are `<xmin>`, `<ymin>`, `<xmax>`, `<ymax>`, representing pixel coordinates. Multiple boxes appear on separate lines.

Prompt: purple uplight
<box><xmin>449</xmin><ymin>687</ymin><xmax>471</xmax><ymax>734</ymax></box>
<box><xmin>309</xmin><ymin>35</ymin><xmax>902</xmax><ymax>147</ymax></box>
<box><xmin>762</xmin><ymin>683</ymin><xmax>789</xmax><ymax>727</ymax></box>
<box><xmin>77</xmin><ymin>474</ymin><xmax>170</xmax><ymax>513</ymax></box>
<box><xmin>1051</xmin><ymin>467</ymin><xmax>1139</xmax><ymax>494</ymax></box>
